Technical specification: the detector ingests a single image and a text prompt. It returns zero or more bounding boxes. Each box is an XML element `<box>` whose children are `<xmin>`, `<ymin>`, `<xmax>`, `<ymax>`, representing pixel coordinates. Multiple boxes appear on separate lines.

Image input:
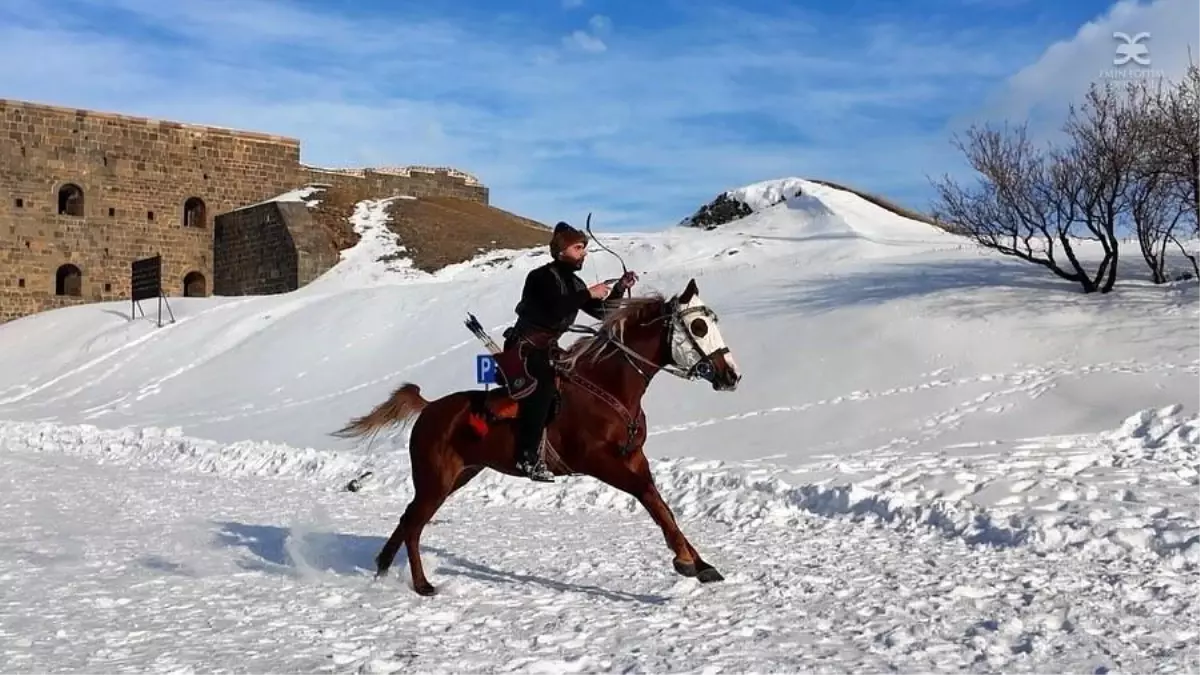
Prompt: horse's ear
<box><xmin>680</xmin><ymin>278</ymin><xmax>699</xmax><ymax>303</ymax></box>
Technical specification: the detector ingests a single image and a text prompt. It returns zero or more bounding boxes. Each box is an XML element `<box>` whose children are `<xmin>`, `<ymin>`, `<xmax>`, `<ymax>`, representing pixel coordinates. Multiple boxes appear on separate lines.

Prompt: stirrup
<box><xmin>516</xmin><ymin>458</ymin><xmax>555</xmax><ymax>483</ymax></box>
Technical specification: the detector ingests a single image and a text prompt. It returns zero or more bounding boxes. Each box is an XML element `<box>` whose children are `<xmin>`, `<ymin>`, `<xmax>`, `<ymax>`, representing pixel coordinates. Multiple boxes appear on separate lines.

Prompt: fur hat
<box><xmin>549</xmin><ymin>221</ymin><xmax>588</xmax><ymax>258</ymax></box>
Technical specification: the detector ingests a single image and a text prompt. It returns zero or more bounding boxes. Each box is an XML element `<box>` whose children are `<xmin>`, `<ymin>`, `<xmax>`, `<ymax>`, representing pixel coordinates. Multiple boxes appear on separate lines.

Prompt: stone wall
<box><xmin>0</xmin><ymin>98</ymin><xmax>493</xmax><ymax>323</ymax></box>
<box><xmin>304</xmin><ymin>166</ymin><xmax>487</xmax><ymax>204</ymax></box>
<box><xmin>0</xmin><ymin>99</ymin><xmax>304</xmax><ymax>322</ymax></box>
<box><xmin>212</xmin><ymin>171</ymin><xmax>488</xmax><ymax>297</ymax></box>
<box><xmin>0</xmin><ymin>294</ymin><xmax>89</xmax><ymax>324</ymax></box>
<box><xmin>212</xmin><ymin>202</ymin><xmax>298</xmax><ymax>296</ymax></box>
<box><xmin>213</xmin><ymin>199</ymin><xmax>339</xmax><ymax>295</ymax></box>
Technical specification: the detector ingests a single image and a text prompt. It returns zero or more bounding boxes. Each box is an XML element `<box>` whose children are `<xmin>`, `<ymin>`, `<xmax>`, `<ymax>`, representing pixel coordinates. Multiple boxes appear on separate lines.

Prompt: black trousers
<box><xmin>511</xmin><ymin>342</ymin><xmax>557</xmax><ymax>459</ymax></box>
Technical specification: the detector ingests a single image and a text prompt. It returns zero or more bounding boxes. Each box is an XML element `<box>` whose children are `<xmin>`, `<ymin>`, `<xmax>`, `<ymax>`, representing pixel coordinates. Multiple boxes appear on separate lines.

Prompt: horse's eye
<box><xmin>690</xmin><ymin>318</ymin><xmax>708</xmax><ymax>338</ymax></box>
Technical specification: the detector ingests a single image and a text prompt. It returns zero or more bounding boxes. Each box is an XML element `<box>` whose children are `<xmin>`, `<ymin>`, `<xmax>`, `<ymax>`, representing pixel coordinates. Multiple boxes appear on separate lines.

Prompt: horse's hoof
<box><xmin>673</xmin><ymin>559</ymin><xmax>698</xmax><ymax>577</ymax></box>
<box><xmin>696</xmin><ymin>567</ymin><xmax>724</xmax><ymax>583</ymax></box>
<box><xmin>374</xmin><ymin>568</ymin><xmax>389</xmax><ymax>579</ymax></box>
<box><xmin>413</xmin><ymin>582</ymin><xmax>437</xmax><ymax>597</ymax></box>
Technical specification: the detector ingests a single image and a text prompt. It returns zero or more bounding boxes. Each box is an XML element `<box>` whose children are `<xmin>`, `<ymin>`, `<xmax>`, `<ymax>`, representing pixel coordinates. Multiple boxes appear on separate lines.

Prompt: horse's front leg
<box><xmin>631</xmin><ymin>449</ymin><xmax>723</xmax><ymax>582</ymax></box>
<box><xmin>580</xmin><ymin>443</ymin><xmax>723</xmax><ymax>583</ymax></box>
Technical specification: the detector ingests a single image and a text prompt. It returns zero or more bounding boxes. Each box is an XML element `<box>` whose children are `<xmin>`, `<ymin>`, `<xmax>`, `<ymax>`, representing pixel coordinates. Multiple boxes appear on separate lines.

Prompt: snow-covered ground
<box><xmin>1</xmin><ymin>178</ymin><xmax>1196</xmax><ymax>672</ymax></box>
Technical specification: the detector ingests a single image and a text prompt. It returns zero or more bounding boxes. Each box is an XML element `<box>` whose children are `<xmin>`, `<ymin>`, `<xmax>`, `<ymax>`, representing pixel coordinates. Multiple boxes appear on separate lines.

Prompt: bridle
<box><xmin>557</xmin><ymin>295</ymin><xmax>729</xmax><ymax>456</ymax></box>
<box><xmin>666</xmin><ymin>299</ymin><xmax>730</xmax><ymax>382</ymax></box>
<box><xmin>564</xmin><ymin>296</ymin><xmax>727</xmax><ymax>385</ymax></box>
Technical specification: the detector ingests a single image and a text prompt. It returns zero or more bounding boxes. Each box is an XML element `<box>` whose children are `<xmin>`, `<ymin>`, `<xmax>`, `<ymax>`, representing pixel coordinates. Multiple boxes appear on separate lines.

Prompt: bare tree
<box><xmin>1155</xmin><ymin>63</ymin><xmax>1199</xmax><ymax>278</ymax></box>
<box><xmin>1082</xmin><ymin>82</ymin><xmax>1153</xmax><ymax>290</ymax></box>
<box><xmin>1172</xmin><ymin>236</ymin><xmax>1199</xmax><ymax>281</ymax></box>
<box><xmin>1128</xmin><ymin>163</ymin><xmax>1189</xmax><ymax>283</ymax></box>
<box><xmin>1121</xmin><ymin>74</ymin><xmax>1184</xmax><ymax>282</ymax></box>
<box><xmin>1152</xmin><ymin>60</ymin><xmax>1200</xmax><ymax>234</ymax></box>
<box><xmin>930</xmin><ymin>124</ymin><xmax>1083</xmax><ymax>283</ymax></box>
<box><xmin>931</xmin><ymin>75</ymin><xmax>1192</xmax><ymax>293</ymax></box>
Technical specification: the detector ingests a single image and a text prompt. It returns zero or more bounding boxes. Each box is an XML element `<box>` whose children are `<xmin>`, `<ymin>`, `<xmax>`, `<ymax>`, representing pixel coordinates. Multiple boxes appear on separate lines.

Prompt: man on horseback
<box><xmin>502</xmin><ymin>221</ymin><xmax>638</xmax><ymax>481</ymax></box>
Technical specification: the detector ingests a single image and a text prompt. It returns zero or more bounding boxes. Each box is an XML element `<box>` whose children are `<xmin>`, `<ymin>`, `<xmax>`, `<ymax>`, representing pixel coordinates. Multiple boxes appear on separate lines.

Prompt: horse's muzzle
<box><xmin>699</xmin><ymin>352</ymin><xmax>740</xmax><ymax>391</ymax></box>
<box><xmin>711</xmin><ymin>369</ymin><xmax>741</xmax><ymax>391</ymax></box>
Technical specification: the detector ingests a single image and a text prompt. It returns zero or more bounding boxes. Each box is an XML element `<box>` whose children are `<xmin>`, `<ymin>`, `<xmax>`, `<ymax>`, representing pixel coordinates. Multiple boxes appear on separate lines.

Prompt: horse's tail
<box><xmin>330</xmin><ymin>382</ymin><xmax>429</xmax><ymax>440</ymax></box>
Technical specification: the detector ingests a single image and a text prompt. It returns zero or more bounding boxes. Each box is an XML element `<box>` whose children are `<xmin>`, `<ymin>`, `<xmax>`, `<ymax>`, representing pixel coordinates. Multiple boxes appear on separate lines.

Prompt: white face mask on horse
<box><xmin>662</xmin><ymin>279</ymin><xmax>741</xmax><ymax>391</ymax></box>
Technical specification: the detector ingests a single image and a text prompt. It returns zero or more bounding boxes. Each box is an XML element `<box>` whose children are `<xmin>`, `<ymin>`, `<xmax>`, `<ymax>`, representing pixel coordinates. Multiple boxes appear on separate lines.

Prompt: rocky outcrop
<box><xmin>680</xmin><ymin>193</ymin><xmax>755</xmax><ymax>230</ymax></box>
<box><xmin>680</xmin><ymin>179</ymin><xmax>803</xmax><ymax>230</ymax></box>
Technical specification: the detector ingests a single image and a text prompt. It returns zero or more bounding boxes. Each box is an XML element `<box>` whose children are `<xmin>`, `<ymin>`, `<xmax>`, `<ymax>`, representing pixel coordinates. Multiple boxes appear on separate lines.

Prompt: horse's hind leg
<box><xmin>376</xmin><ymin>460</ymin><xmax>475</xmax><ymax>596</ymax></box>
<box><xmin>374</xmin><ymin>466</ymin><xmax>477</xmax><ymax>576</ymax></box>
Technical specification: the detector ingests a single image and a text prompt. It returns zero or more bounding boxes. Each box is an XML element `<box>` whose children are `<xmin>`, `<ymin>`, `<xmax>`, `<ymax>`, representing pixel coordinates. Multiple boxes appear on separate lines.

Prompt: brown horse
<box><xmin>332</xmin><ymin>277</ymin><xmax>742</xmax><ymax>596</ymax></box>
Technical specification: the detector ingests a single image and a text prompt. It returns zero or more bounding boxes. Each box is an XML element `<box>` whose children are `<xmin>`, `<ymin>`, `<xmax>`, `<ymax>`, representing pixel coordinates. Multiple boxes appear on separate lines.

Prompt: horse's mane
<box><xmin>559</xmin><ymin>293</ymin><xmax>668</xmax><ymax>371</ymax></box>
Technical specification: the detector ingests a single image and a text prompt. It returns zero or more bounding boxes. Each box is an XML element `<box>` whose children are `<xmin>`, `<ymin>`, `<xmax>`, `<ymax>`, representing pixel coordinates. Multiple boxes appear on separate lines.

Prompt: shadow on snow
<box><xmin>741</xmin><ymin>254</ymin><xmax>1198</xmax><ymax>321</ymax></box>
<box><xmin>211</xmin><ymin>520</ymin><xmax>668</xmax><ymax>605</ymax></box>
<box><xmin>742</xmin><ymin>256</ymin><xmax>1068</xmax><ymax>316</ymax></box>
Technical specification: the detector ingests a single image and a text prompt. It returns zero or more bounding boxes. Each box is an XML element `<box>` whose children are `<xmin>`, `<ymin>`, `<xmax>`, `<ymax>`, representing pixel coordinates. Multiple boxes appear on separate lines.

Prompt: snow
<box><xmin>303</xmin><ymin>197</ymin><xmax>430</xmax><ymax>289</ymax></box>
<box><xmin>1</xmin><ymin>177</ymin><xmax>1197</xmax><ymax>672</ymax></box>
<box><xmin>727</xmin><ymin>176</ymin><xmax>806</xmax><ymax>210</ymax></box>
<box><xmin>236</xmin><ymin>184</ymin><xmax>327</xmax><ymax>211</ymax></box>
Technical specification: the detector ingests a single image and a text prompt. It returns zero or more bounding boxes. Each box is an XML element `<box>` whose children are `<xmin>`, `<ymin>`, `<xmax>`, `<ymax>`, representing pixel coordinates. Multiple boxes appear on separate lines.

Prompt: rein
<box><xmin>562</xmin><ymin>298</ymin><xmax>721</xmax><ymax>382</ymax></box>
<box><xmin>562</xmin><ymin>321</ymin><xmax>681</xmax><ymax>382</ymax></box>
<box><xmin>551</xmin><ymin>297</ymin><xmax>719</xmax><ymax>455</ymax></box>
<box><xmin>553</xmin><ymin>323</ymin><xmax>651</xmax><ymax>457</ymax></box>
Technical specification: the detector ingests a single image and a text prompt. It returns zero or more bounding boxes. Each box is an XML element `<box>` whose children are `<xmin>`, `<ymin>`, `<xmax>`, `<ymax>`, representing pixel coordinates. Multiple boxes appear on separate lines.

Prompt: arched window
<box><xmin>183</xmin><ymin>271</ymin><xmax>207</xmax><ymax>297</ymax></box>
<box><xmin>57</xmin><ymin>184</ymin><xmax>84</xmax><ymax>216</ymax></box>
<box><xmin>55</xmin><ymin>264</ymin><xmax>82</xmax><ymax>296</ymax></box>
<box><xmin>183</xmin><ymin>197</ymin><xmax>207</xmax><ymax>228</ymax></box>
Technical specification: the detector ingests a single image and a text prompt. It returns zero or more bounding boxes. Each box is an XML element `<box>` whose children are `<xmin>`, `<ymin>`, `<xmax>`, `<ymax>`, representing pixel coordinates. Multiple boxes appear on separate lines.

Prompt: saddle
<box><xmin>491</xmin><ymin>327</ymin><xmax>563</xmax><ymax>400</ymax></box>
<box><xmin>492</xmin><ymin>347</ymin><xmax>539</xmax><ymax>400</ymax></box>
<box><xmin>465</xmin><ymin>381</ymin><xmax>563</xmax><ymax>435</ymax></box>
<box><xmin>465</xmin><ymin>324</ymin><xmax>643</xmax><ymax>458</ymax></box>
<box><xmin>462</xmin><ymin>327</ymin><xmax>562</xmax><ymax>431</ymax></box>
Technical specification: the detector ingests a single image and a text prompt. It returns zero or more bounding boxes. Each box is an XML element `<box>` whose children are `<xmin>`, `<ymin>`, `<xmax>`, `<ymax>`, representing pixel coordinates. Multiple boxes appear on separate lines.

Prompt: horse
<box><xmin>331</xmin><ymin>277</ymin><xmax>742</xmax><ymax>596</ymax></box>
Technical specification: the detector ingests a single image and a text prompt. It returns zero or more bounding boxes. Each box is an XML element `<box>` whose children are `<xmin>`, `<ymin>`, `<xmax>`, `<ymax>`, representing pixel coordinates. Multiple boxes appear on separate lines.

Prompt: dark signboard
<box><xmin>130</xmin><ymin>255</ymin><xmax>162</xmax><ymax>302</ymax></box>
<box><xmin>129</xmin><ymin>254</ymin><xmax>175</xmax><ymax>327</ymax></box>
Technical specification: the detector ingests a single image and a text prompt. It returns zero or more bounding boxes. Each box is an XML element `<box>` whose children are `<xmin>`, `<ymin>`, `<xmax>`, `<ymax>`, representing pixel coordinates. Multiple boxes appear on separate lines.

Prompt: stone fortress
<box><xmin>0</xmin><ymin>98</ymin><xmax>517</xmax><ymax>324</ymax></box>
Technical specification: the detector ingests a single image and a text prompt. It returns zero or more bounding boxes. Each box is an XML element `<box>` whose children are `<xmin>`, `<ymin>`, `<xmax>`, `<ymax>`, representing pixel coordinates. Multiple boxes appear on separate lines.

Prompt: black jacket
<box><xmin>512</xmin><ymin>261</ymin><xmax>624</xmax><ymax>338</ymax></box>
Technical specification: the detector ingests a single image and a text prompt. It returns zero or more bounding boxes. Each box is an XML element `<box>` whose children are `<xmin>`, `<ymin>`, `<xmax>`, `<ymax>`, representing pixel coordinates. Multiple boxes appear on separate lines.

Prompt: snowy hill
<box><xmin>1</xmin><ymin>177</ymin><xmax>1197</xmax><ymax>672</ymax></box>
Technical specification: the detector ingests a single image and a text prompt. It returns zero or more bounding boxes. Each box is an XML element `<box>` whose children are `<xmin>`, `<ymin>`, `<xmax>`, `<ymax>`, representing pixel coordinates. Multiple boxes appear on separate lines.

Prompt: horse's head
<box><xmin>565</xmin><ymin>277</ymin><xmax>742</xmax><ymax>391</ymax></box>
<box><xmin>662</xmin><ymin>278</ymin><xmax>741</xmax><ymax>391</ymax></box>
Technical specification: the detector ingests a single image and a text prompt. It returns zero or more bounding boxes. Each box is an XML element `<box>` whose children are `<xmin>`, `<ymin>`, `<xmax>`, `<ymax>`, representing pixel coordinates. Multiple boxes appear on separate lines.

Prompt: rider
<box><xmin>504</xmin><ymin>221</ymin><xmax>638</xmax><ymax>481</ymax></box>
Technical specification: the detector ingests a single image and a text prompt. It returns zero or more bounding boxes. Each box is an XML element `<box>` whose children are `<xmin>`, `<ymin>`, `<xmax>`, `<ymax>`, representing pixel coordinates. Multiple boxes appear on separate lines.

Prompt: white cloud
<box><xmin>973</xmin><ymin>0</ymin><xmax>1198</xmax><ymax>135</ymax></box>
<box><xmin>588</xmin><ymin>14</ymin><xmax>612</xmax><ymax>34</ymax></box>
<box><xmin>565</xmin><ymin>29</ymin><xmax>607</xmax><ymax>53</ymax></box>
<box><xmin>562</xmin><ymin>14</ymin><xmax>610</xmax><ymax>54</ymax></box>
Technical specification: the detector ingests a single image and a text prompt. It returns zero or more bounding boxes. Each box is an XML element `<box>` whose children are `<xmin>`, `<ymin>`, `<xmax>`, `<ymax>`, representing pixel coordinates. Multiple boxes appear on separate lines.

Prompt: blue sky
<box><xmin>0</xmin><ymin>0</ymin><xmax>1194</xmax><ymax>230</ymax></box>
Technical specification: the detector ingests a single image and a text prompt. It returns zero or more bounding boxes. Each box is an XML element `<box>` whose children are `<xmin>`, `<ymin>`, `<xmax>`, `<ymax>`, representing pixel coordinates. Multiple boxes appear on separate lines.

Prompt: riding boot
<box><xmin>514</xmin><ymin>387</ymin><xmax>555</xmax><ymax>483</ymax></box>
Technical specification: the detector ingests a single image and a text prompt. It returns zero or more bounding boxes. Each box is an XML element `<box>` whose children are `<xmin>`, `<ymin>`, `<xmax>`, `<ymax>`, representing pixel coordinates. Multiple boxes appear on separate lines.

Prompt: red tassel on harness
<box><xmin>466</xmin><ymin>412</ymin><xmax>489</xmax><ymax>437</ymax></box>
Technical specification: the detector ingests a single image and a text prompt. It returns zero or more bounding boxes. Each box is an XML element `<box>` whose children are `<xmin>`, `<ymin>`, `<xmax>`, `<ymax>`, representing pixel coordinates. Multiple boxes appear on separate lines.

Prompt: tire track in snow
<box><xmin>648</xmin><ymin>362</ymin><xmax>1051</xmax><ymax>437</ymax></box>
<box><xmin>121</xmin><ymin>318</ymin><xmax>513</xmax><ymax>427</ymax></box>
<box><xmin>647</xmin><ymin>358</ymin><xmax>1197</xmax><ymax>438</ymax></box>
<box><xmin>0</xmin><ymin>299</ymin><xmax>259</xmax><ymax>408</ymax></box>
<box><xmin>73</xmin><ymin>297</ymin><xmax>330</xmax><ymax>420</ymax></box>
